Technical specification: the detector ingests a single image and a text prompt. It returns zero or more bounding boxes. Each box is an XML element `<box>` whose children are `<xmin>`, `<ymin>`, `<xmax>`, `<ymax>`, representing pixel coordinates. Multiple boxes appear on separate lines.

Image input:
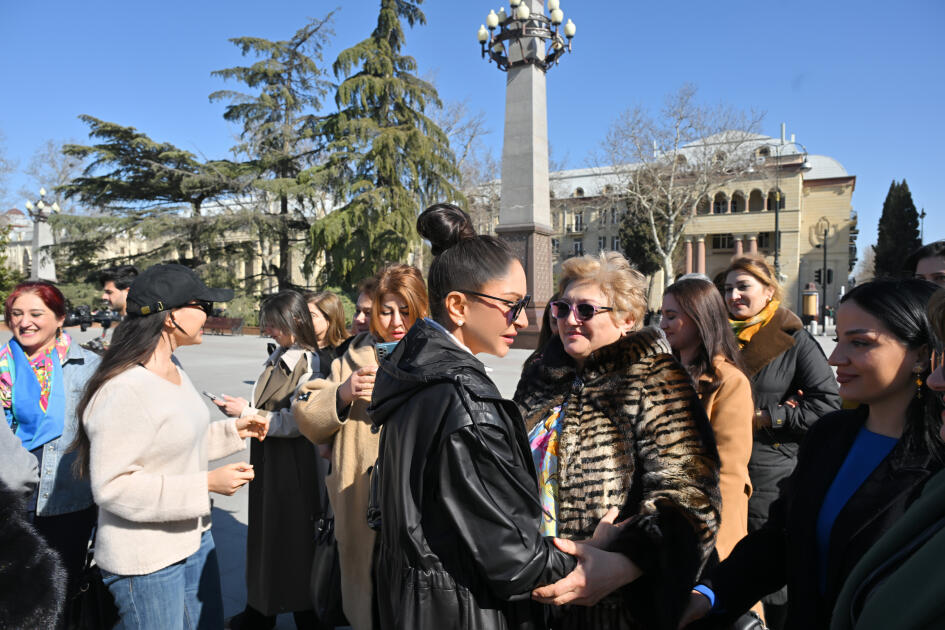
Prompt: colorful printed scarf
<box><xmin>0</xmin><ymin>333</ymin><xmax>70</xmax><ymax>449</ymax></box>
<box><xmin>730</xmin><ymin>299</ymin><xmax>780</xmax><ymax>348</ymax></box>
<box><xmin>529</xmin><ymin>404</ymin><xmax>565</xmax><ymax>537</ymax></box>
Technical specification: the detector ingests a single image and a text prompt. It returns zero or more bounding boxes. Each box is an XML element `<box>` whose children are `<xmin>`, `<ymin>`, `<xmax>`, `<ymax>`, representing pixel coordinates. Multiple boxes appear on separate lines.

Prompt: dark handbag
<box><xmin>731</xmin><ymin>611</ymin><xmax>767</xmax><ymax>630</ymax></box>
<box><xmin>309</xmin><ymin>516</ymin><xmax>348</xmax><ymax>627</ymax></box>
<box><xmin>65</xmin><ymin>530</ymin><xmax>119</xmax><ymax>630</ymax></box>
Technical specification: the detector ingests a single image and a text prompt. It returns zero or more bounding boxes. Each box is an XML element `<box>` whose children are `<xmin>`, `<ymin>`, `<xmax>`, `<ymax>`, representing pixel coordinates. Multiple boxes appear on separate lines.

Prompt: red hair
<box><xmin>4</xmin><ymin>282</ymin><xmax>67</xmax><ymax>327</ymax></box>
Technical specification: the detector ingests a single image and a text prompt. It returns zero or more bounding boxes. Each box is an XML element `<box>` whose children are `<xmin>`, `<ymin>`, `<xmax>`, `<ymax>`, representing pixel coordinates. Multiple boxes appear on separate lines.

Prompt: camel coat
<box><xmin>699</xmin><ymin>357</ymin><xmax>754</xmax><ymax>560</ymax></box>
<box><xmin>292</xmin><ymin>333</ymin><xmax>377</xmax><ymax>630</ymax></box>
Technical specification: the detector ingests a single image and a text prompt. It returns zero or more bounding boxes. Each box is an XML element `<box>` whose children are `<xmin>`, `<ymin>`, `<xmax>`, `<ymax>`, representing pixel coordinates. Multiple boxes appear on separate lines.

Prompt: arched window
<box><xmin>767</xmin><ymin>189</ymin><xmax>785</xmax><ymax>211</ymax></box>
<box><xmin>696</xmin><ymin>197</ymin><xmax>711</xmax><ymax>215</ymax></box>
<box><xmin>731</xmin><ymin>191</ymin><xmax>746</xmax><ymax>213</ymax></box>
<box><xmin>574</xmin><ymin>187</ymin><xmax>585</xmax><ymax>198</ymax></box>
<box><xmin>713</xmin><ymin>192</ymin><xmax>728</xmax><ymax>214</ymax></box>
<box><xmin>748</xmin><ymin>189</ymin><xmax>764</xmax><ymax>212</ymax></box>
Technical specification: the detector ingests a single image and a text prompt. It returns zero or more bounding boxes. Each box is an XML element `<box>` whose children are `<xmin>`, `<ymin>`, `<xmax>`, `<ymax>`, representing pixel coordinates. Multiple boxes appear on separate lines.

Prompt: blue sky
<box><xmin>1</xmin><ymin>0</ymin><xmax>943</xmax><ymax>256</ymax></box>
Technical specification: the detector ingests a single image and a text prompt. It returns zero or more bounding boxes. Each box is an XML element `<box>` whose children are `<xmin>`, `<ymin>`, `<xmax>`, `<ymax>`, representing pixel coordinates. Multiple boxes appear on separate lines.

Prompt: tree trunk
<box><xmin>278</xmin><ymin>194</ymin><xmax>291</xmax><ymax>290</ymax></box>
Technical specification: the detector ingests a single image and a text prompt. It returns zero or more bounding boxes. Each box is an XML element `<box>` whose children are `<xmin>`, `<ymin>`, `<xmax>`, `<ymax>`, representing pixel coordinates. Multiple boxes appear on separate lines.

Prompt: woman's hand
<box><xmin>339</xmin><ymin>367</ymin><xmax>378</xmax><ymax>405</ymax></box>
<box><xmin>532</xmin><ymin>538</ymin><xmax>641</xmax><ymax>606</ymax></box>
<box><xmin>208</xmin><ymin>462</ymin><xmax>254</xmax><ymax>496</ymax></box>
<box><xmin>215</xmin><ymin>395</ymin><xmax>248</xmax><ymax>417</ymax></box>
<box><xmin>236</xmin><ymin>414</ymin><xmax>270</xmax><ymax>441</ymax></box>
<box><xmin>678</xmin><ymin>590</ymin><xmax>713</xmax><ymax>628</ymax></box>
<box><xmin>587</xmin><ymin>506</ymin><xmax>630</xmax><ymax>549</ymax></box>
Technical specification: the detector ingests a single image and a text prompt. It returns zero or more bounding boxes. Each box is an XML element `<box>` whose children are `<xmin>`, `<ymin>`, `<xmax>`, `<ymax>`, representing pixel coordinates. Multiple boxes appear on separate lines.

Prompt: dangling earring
<box><xmin>915</xmin><ymin>371</ymin><xmax>924</xmax><ymax>399</ymax></box>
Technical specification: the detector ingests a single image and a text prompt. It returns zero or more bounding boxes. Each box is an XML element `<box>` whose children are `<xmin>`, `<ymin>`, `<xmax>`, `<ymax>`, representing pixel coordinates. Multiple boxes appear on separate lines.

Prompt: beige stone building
<box><xmin>470</xmin><ymin>131</ymin><xmax>857</xmax><ymax>313</ymax></box>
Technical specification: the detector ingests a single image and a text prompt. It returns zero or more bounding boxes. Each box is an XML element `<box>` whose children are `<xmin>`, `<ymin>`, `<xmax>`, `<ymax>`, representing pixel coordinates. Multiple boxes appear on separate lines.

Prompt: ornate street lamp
<box><xmin>477</xmin><ymin>1</ymin><xmax>575</xmax><ymax>72</ymax></box>
<box><xmin>23</xmin><ymin>187</ymin><xmax>60</xmax><ymax>281</ymax></box>
<box><xmin>474</xmin><ymin>3</ymin><xmax>576</xmax><ymax>345</ymax></box>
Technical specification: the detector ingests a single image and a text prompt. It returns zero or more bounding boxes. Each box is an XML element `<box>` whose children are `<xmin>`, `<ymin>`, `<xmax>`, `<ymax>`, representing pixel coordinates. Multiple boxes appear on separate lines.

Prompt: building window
<box><xmin>611</xmin><ymin>236</ymin><xmax>620</xmax><ymax>251</ymax></box>
<box><xmin>598</xmin><ymin>236</ymin><xmax>606</xmax><ymax>252</ymax></box>
<box><xmin>711</xmin><ymin>233</ymin><xmax>734</xmax><ymax>250</ymax></box>
<box><xmin>573</xmin><ymin>212</ymin><xmax>584</xmax><ymax>232</ymax></box>
<box><xmin>611</xmin><ymin>207</ymin><xmax>618</xmax><ymax>224</ymax></box>
<box><xmin>551</xmin><ymin>238</ymin><xmax>560</xmax><ymax>255</ymax></box>
<box><xmin>757</xmin><ymin>232</ymin><xmax>773</xmax><ymax>249</ymax></box>
<box><xmin>573</xmin><ymin>239</ymin><xmax>584</xmax><ymax>256</ymax></box>
<box><xmin>600</xmin><ymin>209</ymin><xmax>607</xmax><ymax>225</ymax></box>
<box><xmin>552</xmin><ymin>212</ymin><xmax>560</xmax><ymax>229</ymax></box>
<box><xmin>574</xmin><ymin>187</ymin><xmax>585</xmax><ymax>198</ymax></box>
<box><xmin>713</xmin><ymin>192</ymin><xmax>728</xmax><ymax>214</ymax></box>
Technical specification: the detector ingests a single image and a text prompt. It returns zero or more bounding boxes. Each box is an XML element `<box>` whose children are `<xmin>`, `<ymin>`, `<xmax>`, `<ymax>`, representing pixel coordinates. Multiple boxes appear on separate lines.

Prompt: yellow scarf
<box><xmin>730</xmin><ymin>299</ymin><xmax>780</xmax><ymax>348</ymax></box>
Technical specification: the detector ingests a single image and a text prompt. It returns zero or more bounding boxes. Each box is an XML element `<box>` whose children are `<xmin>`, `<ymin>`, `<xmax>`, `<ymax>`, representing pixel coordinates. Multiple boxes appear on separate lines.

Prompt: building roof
<box><xmin>804</xmin><ymin>154</ymin><xmax>849</xmax><ymax>180</ymax></box>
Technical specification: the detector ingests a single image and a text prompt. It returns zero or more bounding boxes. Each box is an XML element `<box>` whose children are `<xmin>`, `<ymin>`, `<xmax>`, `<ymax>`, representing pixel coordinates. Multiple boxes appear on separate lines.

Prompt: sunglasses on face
<box><xmin>183</xmin><ymin>301</ymin><xmax>214</xmax><ymax>317</ymax></box>
<box><xmin>460</xmin><ymin>290</ymin><xmax>531</xmax><ymax>322</ymax></box>
<box><xmin>551</xmin><ymin>300</ymin><xmax>614</xmax><ymax>322</ymax></box>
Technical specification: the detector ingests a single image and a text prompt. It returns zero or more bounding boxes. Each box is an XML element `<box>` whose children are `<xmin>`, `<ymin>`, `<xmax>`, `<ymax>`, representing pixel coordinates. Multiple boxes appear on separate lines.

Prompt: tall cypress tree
<box><xmin>210</xmin><ymin>13</ymin><xmax>336</xmax><ymax>290</ymax></box>
<box><xmin>310</xmin><ymin>0</ymin><xmax>461</xmax><ymax>287</ymax></box>
<box><xmin>874</xmin><ymin>179</ymin><xmax>920</xmax><ymax>278</ymax></box>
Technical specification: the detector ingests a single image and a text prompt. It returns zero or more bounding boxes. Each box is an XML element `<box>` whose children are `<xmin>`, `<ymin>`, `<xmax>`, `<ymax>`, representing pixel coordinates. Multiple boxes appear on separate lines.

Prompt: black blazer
<box><xmin>701</xmin><ymin>407</ymin><xmax>941</xmax><ymax>630</ymax></box>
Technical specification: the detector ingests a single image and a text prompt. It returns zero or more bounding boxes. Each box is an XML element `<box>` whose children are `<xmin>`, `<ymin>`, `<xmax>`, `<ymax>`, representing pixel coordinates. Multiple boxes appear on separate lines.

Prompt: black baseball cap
<box><xmin>126</xmin><ymin>264</ymin><xmax>234</xmax><ymax>316</ymax></box>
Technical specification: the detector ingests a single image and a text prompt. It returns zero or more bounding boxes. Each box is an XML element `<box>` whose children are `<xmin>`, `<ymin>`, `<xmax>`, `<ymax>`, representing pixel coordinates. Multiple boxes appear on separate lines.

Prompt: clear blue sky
<box><xmin>1</xmin><ymin>0</ymin><xmax>943</xmax><ymax>256</ymax></box>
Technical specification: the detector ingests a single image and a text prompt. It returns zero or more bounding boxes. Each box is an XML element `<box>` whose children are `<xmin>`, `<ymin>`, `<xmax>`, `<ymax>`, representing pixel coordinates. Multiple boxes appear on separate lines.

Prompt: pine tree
<box><xmin>310</xmin><ymin>0</ymin><xmax>462</xmax><ymax>287</ymax></box>
<box><xmin>210</xmin><ymin>13</ymin><xmax>336</xmax><ymax>290</ymax></box>
<box><xmin>874</xmin><ymin>179</ymin><xmax>920</xmax><ymax>278</ymax></box>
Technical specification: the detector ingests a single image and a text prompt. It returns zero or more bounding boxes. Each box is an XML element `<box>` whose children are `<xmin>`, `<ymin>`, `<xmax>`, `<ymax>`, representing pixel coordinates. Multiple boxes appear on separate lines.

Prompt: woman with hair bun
<box><xmin>293</xmin><ymin>264</ymin><xmax>428</xmax><ymax>630</ymax></box>
<box><xmin>369</xmin><ymin>203</ymin><xmax>578</xmax><ymax>630</ymax></box>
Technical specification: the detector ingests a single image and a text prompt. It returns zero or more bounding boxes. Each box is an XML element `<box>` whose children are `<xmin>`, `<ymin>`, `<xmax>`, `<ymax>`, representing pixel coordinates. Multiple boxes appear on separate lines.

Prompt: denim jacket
<box><xmin>32</xmin><ymin>342</ymin><xmax>99</xmax><ymax>516</ymax></box>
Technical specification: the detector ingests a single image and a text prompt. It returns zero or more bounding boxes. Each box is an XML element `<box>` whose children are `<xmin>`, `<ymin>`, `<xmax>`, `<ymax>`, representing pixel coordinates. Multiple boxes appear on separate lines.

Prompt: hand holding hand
<box><xmin>215</xmin><ymin>395</ymin><xmax>248</xmax><ymax>417</ymax></box>
<box><xmin>236</xmin><ymin>414</ymin><xmax>270</xmax><ymax>441</ymax></box>
<box><xmin>208</xmin><ymin>462</ymin><xmax>254</xmax><ymax>496</ymax></box>
<box><xmin>531</xmin><ymin>538</ymin><xmax>641</xmax><ymax>607</ymax></box>
<box><xmin>678</xmin><ymin>590</ymin><xmax>712</xmax><ymax>628</ymax></box>
<box><xmin>340</xmin><ymin>367</ymin><xmax>377</xmax><ymax>405</ymax></box>
<box><xmin>587</xmin><ymin>506</ymin><xmax>630</xmax><ymax>549</ymax></box>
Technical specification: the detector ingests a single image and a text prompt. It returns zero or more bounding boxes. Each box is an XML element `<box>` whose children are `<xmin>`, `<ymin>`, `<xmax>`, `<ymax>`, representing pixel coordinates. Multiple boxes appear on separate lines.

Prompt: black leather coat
<box><xmin>369</xmin><ymin>319</ymin><xmax>577</xmax><ymax>630</ymax></box>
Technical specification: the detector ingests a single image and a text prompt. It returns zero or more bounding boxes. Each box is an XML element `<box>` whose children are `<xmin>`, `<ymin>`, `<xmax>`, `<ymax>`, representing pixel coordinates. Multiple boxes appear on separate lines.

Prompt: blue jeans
<box><xmin>102</xmin><ymin>530</ymin><xmax>224</xmax><ymax>630</ymax></box>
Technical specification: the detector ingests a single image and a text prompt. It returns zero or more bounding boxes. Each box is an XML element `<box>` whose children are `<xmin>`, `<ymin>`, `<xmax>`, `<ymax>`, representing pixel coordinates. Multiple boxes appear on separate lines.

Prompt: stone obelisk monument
<box><xmin>494</xmin><ymin>0</ymin><xmax>554</xmax><ymax>344</ymax></box>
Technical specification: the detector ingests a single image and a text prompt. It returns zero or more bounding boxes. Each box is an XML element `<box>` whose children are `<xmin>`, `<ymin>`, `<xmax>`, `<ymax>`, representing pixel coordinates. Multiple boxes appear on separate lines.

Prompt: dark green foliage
<box><xmin>874</xmin><ymin>179</ymin><xmax>920</xmax><ymax>278</ymax></box>
<box><xmin>0</xmin><ymin>224</ymin><xmax>24</xmax><ymax>303</ymax></box>
<box><xmin>618</xmin><ymin>200</ymin><xmax>684</xmax><ymax>278</ymax></box>
<box><xmin>309</xmin><ymin>0</ymin><xmax>462</xmax><ymax>287</ymax></box>
<box><xmin>210</xmin><ymin>13</ymin><xmax>336</xmax><ymax>291</ymax></box>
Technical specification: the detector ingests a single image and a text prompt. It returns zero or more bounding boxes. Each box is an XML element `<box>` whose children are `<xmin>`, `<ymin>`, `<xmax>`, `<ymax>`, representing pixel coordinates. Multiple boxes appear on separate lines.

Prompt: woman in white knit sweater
<box><xmin>72</xmin><ymin>264</ymin><xmax>269</xmax><ymax>630</ymax></box>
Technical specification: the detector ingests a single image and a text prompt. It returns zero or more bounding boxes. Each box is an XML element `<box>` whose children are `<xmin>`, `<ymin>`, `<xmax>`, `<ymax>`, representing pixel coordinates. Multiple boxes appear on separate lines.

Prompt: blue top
<box><xmin>815</xmin><ymin>426</ymin><xmax>898</xmax><ymax>593</ymax></box>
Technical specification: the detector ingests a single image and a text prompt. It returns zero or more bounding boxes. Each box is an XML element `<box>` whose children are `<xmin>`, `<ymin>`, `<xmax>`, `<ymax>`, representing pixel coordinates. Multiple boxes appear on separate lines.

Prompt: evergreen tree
<box><xmin>874</xmin><ymin>179</ymin><xmax>920</xmax><ymax>278</ymax></box>
<box><xmin>210</xmin><ymin>13</ymin><xmax>336</xmax><ymax>290</ymax></box>
<box><xmin>310</xmin><ymin>0</ymin><xmax>462</xmax><ymax>287</ymax></box>
<box><xmin>59</xmin><ymin>116</ymin><xmax>239</xmax><ymax>266</ymax></box>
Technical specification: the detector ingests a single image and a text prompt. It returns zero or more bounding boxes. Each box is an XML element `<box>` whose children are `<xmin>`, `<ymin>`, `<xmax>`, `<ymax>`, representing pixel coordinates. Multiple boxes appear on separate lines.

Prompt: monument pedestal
<box><xmin>496</xmin><ymin>222</ymin><xmax>553</xmax><ymax>349</ymax></box>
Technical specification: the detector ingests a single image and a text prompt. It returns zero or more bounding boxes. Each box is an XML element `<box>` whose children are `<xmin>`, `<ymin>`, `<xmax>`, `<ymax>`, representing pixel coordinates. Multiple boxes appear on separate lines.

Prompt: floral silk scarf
<box><xmin>528</xmin><ymin>403</ymin><xmax>565</xmax><ymax>537</ymax></box>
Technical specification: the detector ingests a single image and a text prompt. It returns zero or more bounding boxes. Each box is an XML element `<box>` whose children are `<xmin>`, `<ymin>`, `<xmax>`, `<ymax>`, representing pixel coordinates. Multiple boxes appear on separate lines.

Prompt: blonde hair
<box><xmin>558</xmin><ymin>251</ymin><xmax>647</xmax><ymax>329</ymax></box>
<box><xmin>306</xmin><ymin>291</ymin><xmax>348</xmax><ymax>349</ymax></box>
<box><xmin>722</xmin><ymin>254</ymin><xmax>784</xmax><ymax>302</ymax></box>
<box><xmin>369</xmin><ymin>264</ymin><xmax>429</xmax><ymax>338</ymax></box>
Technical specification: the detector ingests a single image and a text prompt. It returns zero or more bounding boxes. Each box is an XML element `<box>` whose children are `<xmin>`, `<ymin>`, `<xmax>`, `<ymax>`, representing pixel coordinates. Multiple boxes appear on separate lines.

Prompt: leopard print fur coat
<box><xmin>514</xmin><ymin>327</ymin><xmax>721</xmax><ymax>630</ymax></box>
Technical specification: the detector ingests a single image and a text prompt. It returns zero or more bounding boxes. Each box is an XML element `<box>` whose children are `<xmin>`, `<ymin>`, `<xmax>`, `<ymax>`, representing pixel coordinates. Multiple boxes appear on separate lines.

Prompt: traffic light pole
<box><xmin>821</xmin><ymin>227</ymin><xmax>828</xmax><ymax>327</ymax></box>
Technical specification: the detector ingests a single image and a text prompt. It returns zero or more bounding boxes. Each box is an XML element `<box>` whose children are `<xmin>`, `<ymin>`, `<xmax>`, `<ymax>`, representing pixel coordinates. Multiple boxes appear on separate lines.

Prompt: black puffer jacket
<box><xmin>741</xmin><ymin>308</ymin><xmax>841</xmax><ymax>532</ymax></box>
<box><xmin>369</xmin><ymin>319</ymin><xmax>577</xmax><ymax>630</ymax></box>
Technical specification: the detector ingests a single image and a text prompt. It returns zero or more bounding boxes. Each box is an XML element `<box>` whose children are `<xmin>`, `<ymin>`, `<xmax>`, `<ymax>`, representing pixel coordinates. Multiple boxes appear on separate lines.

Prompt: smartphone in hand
<box><xmin>203</xmin><ymin>391</ymin><xmax>224</xmax><ymax>402</ymax></box>
<box><xmin>375</xmin><ymin>341</ymin><xmax>399</xmax><ymax>362</ymax></box>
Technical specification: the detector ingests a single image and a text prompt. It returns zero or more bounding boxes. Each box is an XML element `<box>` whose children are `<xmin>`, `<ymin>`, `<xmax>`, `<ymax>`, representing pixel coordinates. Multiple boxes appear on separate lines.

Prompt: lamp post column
<box><xmin>495</xmin><ymin>0</ymin><xmax>553</xmax><ymax>308</ymax></box>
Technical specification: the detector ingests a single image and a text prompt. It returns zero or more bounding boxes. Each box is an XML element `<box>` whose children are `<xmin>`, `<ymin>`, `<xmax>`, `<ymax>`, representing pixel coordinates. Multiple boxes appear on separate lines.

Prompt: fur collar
<box><xmin>514</xmin><ymin>327</ymin><xmax>673</xmax><ymax>428</ymax></box>
<box><xmin>739</xmin><ymin>307</ymin><xmax>803</xmax><ymax>378</ymax></box>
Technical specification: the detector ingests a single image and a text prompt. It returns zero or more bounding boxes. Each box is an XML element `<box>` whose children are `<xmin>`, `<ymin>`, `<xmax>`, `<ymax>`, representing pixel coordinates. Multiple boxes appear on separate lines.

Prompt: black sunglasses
<box><xmin>550</xmin><ymin>300</ymin><xmax>614</xmax><ymax>322</ymax></box>
<box><xmin>460</xmin><ymin>290</ymin><xmax>531</xmax><ymax>321</ymax></box>
<box><xmin>183</xmin><ymin>300</ymin><xmax>213</xmax><ymax>317</ymax></box>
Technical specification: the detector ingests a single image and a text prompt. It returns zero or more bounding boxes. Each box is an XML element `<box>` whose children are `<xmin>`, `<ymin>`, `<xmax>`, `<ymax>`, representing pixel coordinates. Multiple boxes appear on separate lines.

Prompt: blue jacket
<box><xmin>13</xmin><ymin>342</ymin><xmax>100</xmax><ymax>516</ymax></box>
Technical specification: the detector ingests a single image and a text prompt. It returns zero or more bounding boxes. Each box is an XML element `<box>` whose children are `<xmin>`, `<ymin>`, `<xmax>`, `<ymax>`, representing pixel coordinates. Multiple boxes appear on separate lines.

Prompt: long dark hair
<box><xmin>260</xmin><ymin>290</ymin><xmax>318</xmax><ymax>351</ymax></box>
<box><xmin>417</xmin><ymin>203</ymin><xmax>518</xmax><ymax>324</ymax></box>
<box><xmin>841</xmin><ymin>278</ymin><xmax>944</xmax><ymax>461</ymax></box>
<box><xmin>664</xmin><ymin>277</ymin><xmax>746</xmax><ymax>396</ymax></box>
<box><xmin>70</xmin><ymin>312</ymin><xmax>170</xmax><ymax>477</ymax></box>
